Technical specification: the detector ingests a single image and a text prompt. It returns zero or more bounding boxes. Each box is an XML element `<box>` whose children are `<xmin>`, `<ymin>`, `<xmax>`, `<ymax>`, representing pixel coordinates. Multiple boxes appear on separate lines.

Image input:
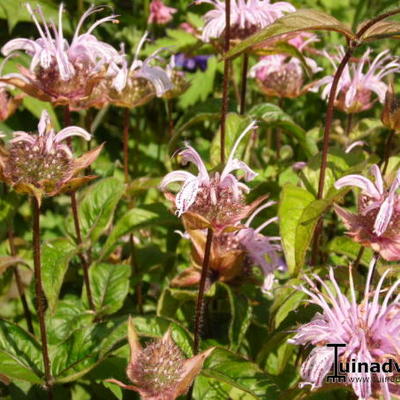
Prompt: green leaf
<box><xmin>52</xmin><ymin>318</ymin><xmax>127</xmax><ymax>383</ymax></box>
<box><xmin>0</xmin><ymin>320</ymin><xmax>43</xmax><ymax>383</ymax></box>
<box><xmin>88</xmin><ymin>263</ymin><xmax>131</xmax><ymax>315</ymax></box>
<box><xmin>328</xmin><ymin>236</ymin><xmax>373</xmax><ymax>266</ymax></box>
<box><xmin>210</xmin><ymin>113</ymin><xmax>252</xmax><ymax>167</ymax></box>
<box><xmin>42</xmin><ymin>238</ymin><xmax>76</xmax><ymax>314</ymax></box>
<box><xmin>249</xmin><ymin>103</ymin><xmax>317</xmax><ymax>157</ymax></box>
<box><xmin>278</xmin><ymin>184</ymin><xmax>315</xmax><ymax>275</ymax></box>
<box><xmin>226</xmin><ymin>9</ymin><xmax>355</xmax><ymax>59</ymax></box>
<box><xmin>100</xmin><ymin>206</ymin><xmax>177</xmax><ymax>260</ymax></box>
<box><xmin>199</xmin><ymin>348</ymin><xmax>279</xmax><ymax>399</ymax></box>
<box><xmin>77</xmin><ymin>177</ymin><xmax>125</xmax><ymax>243</ymax></box>
<box><xmin>218</xmin><ymin>283</ymin><xmax>252</xmax><ymax>352</ymax></box>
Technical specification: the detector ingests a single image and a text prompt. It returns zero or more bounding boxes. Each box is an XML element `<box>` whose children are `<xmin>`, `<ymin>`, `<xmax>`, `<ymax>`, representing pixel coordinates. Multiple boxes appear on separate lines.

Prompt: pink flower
<box><xmin>312</xmin><ymin>47</ymin><xmax>400</xmax><ymax>114</ymax></box>
<box><xmin>107</xmin><ymin>317</ymin><xmax>214</xmax><ymax>400</ymax></box>
<box><xmin>250</xmin><ymin>32</ymin><xmax>321</xmax><ymax>98</ymax></box>
<box><xmin>290</xmin><ymin>260</ymin><xmax>400</xmax><ymax>400</ymax></box>
<box><xmin>237</xmin><ymin>201</ymin><xmax>285</xmax><ymax>293</ymax></box>
<box><xmin>160</xmin><ymin>122</ymin><xmax>257</xmax><ymax>230</ymax></box>
<box><xmin>148</xmin><ymin>0</ymin><xmax>177</xmax><ymax>25</ymax></box>
<box><xmin>196</xmin><ymin>0</ymin><xmax>295</xmax><ymax>42</ymax></box>
<box><xmin>250</xmin><ymin>54</ymin><xmax>321</xmax><ymax>98</ymax></box>
<box><xmin>1</xmin><ymin>4</ymin><xmax>122</xmax><ymax>108</ymax></box>
<box><xmin>0</xmin><ymin>110</ymin><xmax>102</xmax><ymax>203</ymax></box>
<box><xmin>107</xmin><ymin>33</ymin><xmax>174</xmax><ymax>108</ymax></box>
<box><xmin>334</xmin><ymin>165</ymin><xmax>400</xmax><ymax>261</ymax></box>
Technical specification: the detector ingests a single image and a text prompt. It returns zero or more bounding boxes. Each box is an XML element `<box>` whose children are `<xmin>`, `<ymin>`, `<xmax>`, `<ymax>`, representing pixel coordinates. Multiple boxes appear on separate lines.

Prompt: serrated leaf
<box><xmin>100</xmin><ymin>205</ymin><xmax>177</xmax><ymax>260</ymax></box>
<box><xmin>200</xmin><ymin>348</ymin><xmax>279</xmax><ymax>399</ymax></box>
<box><xmin>226</xmin><ymin>9</ymin><xmax>355</xmax><ymax>59</ymax></box>
<box><xmin>76</xmin><ymin>177</ymin><xmax>125</xmax><ymax>243</ymax></box>
<box><xmin>88</xmin><ymin>263</ymin><xmax>131</xmax><ymax>315</ymax></box>
<box><xmin>279</xmin><ymin>184</ymin><xmax>315</xmax><ymax>275</ymax></box>
<box><xmin>0</xmin><ymin>320</ymin><xmax>43</xmax><ymax>383</ymax></box>
<box><xmin>42</xmin><ymin>238</ymin><xmax>76</xmax><ymax>313</ymax></box>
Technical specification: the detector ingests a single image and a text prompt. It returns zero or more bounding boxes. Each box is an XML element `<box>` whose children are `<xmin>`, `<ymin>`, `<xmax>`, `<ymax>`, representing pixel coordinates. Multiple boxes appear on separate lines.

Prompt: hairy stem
<box><xmin>193</xmin><ymin>228</ymin><xmax>214</xmax><ymax>355</ymax></box>
<box><xmin>239</xmin><ymin>53</ymin><xmax>249</xmax><ymax>115</ymax></box>
<box><xmin>220</xmin><ymin>0</ymin><xmax>231</xmax><ymax>164</ymax></box>
<box><xmin>32</xmin><ymin>198</ymin><xmax>53</xmax><ymax>399</ymax></box>
<box><xmin>123</xmin><ymin>108</ymin><xmax>130</xmax><ymax>183</ymax></box>
<box><xmin>8</xmin><ymin>227</ymin><xmax>34</xmax><ymax>334</ymax></box>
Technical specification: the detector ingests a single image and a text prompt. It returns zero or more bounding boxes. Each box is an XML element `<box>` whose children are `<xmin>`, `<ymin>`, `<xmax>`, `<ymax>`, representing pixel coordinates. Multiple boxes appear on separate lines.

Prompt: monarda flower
<box><xmin>334</xmin><ymin>165</ymin><xmax>400</xmax><ymax>261</ymax></box>
<box><xmin>107</xmin><ymin>317</ymin><xmax>214</xmax><ymax>400</ymax></box>
<box><xmin>1</xmin><ymin>4</ymin><xmax>122</xmax><ymax>109</ymax></box>
<box><xmin>196</xmin><ymin>0</ymin><xmax>295</xmax><ymax>42</ymax></box>
<box><xmin>160</xmin><ymin>122</ymin><xmax>260</xmax><ymax>232</ymax></box>
<box><xmin>172</xmin><ymin>201</ymin><xmax>284</xmax><ymax>293</ymax></box>
<box><xmin>289</xmin><ymin>260</ymin><xmax>400</xmax><ymax>400</ymax></box>
<box><xmin>148</xmin><ymin>0</ymin><xmax>177</xmax><ymax>25</ymax></box>
<box><xmin>107</xmin><ymin>33</ymin><xmax>174</xmax><ymax>108</ymax></box>
<box><xmin>0</xmin><ymin>110</ymin><xmax>102</xmax><ymax>204</ymax></box>
<box><xmin>250</xmin><ymin>33</ymin><xmax>322</xmax><ymax>98</ymax></box>
<box><xmin>313</xmin><ymin>47</ymin><xmax>400</xmax><ymax>114</ymax></box>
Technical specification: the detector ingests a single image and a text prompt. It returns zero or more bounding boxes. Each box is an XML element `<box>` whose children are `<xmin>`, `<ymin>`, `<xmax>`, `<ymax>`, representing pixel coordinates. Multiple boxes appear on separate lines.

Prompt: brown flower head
<box><xmin>173</xmin><ymin>201</ymin><xmax>284</xmax><ymax>292</ymax></box>
<box><xmin>382</xmin><ymin>83</ymin><xmax>400</xmax><ymax>132</ymax></box>
<box><xmin>0</xmin><ymin>110</ymin><xmax>102</xmax><ymax>204</ymax></box>
<box><xmin>107</xmin><ymin>317</ymin><xmax>214</xmax><ymax>400</ymax></box>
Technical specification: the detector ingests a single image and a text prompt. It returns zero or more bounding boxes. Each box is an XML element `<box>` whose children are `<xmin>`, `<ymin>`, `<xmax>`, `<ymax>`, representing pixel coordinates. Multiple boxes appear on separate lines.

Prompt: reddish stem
<box><xmin>193</xmin><ymin>228</ymin><xmax>214</xmax><ymax>355</ymax></box>
<box><xmin>220</xmin><ymin>0</ymin><xmax>231</xmax><ymax>164</ymax></box>
<box><xmin>32</xmin><ymin>198</ymin><xmax>53</xmax><ymax>399</ymax></box>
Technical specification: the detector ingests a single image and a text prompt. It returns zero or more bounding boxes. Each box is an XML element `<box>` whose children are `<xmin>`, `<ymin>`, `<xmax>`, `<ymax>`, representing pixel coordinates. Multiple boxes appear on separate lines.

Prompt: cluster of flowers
<box><xmin>2</xmin><ymin>1</ymin><xmax>400</xmax><ymax>399</ymax></box>
<box><xmin>0</xmin><ymin>3</ymin><xmax>186</xmax><ymax>111</ymax></box>
<box><xmin>161</xmin><ymin>121</ymin><xmax>284</xmax><ymax>293</ymax></box>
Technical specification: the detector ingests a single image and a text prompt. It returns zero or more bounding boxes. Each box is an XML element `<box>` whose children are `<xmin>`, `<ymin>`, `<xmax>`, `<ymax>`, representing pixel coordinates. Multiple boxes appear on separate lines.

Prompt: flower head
<box><xmin>107</xmin><ymin>317</ymin><xmax>214</xmax><ymax>400</ymax></box>
<box><xmin>148</xmin><ymin>0</ymin><xmax>177</xmax><ymax>25</ymax></box>
<box><xmin>196</xmin><ymin>0</ymin><xmax>295</xmax><ymax>42</ymax></box>
<box><xmin>107</xmin><ymin>33</ymin><xmax>174</xmax><ymax>108</ymax></box>
<box><xmin>250</xmin><ymin>33</ymin><xmax>322</xmax><ymax>98</ymax></box>
<box><xmin>312</xmin><ymin>47</ymin><xmax>400</xmax><ymax>114</ymax></box>
<box><xmin>1</xmin><ymin>4</ymin><xmax>122</xmax><ymax>108</ymax></box>
<box><xmin>334</xmin><ymin>165</ymin><xmax>400</xmax><ymax>261</ymax></box>
<box><xmin>160</xmin><ymin>122</ymin><xmax>258</xmax><ymax>231</ymax></box>
<box><xmin>0</xmin><ymin>110</ymin><xmax>101</xmax><ymax>203</ymax></box>
<box><xmin>172</xmin><ymin>201</ymin><xmax>284</xmax><ymax>293</ymax></box>
<box><xmin>290</xmin><ymin>259</ymin><xmax>400</xmax><ymax>400</ymax></box>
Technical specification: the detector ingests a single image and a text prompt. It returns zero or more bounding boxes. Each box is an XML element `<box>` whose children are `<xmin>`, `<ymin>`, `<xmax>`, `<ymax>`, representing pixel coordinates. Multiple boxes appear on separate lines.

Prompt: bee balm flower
<box><xmin>148</xmin><ymin>0</ymin><xmax>177</xmax><ymax>25</ymax></box>
<box><xmin>1</xmin><ymin>4</ymin><xmax>122</xmax><ymax>109</ymax></box>
<box><xmin>290</xmin><ymin>260</ymin><xmax>400</xmax><ymax>400</ymax></box>
<box><xmin>196</xmin><ymin>0</ymin><xmax>296</xmax><ymax>42</ymax></box>
<box><xmin>334</xmin><ymin>165</ymin><xmax>400</xmax><ymax>261</ymax></box>
<box><xmin>160</xmin><ymin>122</ymin><xmax>259</xmax><ymax>231</ymax></box>
<box><xmin>313</xmin><ymin>47</ymin><xmax>400</xmax><ymax>114</ymax></box>
<box><xmin>0</xmin><ymin>110</ymin><xmax>102</xmax><ymax>203</ymax></box>
<box><xmin>107</xmin><ymin>317</ymin><xmax>214</xmax><ymax>400</ymax></box>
